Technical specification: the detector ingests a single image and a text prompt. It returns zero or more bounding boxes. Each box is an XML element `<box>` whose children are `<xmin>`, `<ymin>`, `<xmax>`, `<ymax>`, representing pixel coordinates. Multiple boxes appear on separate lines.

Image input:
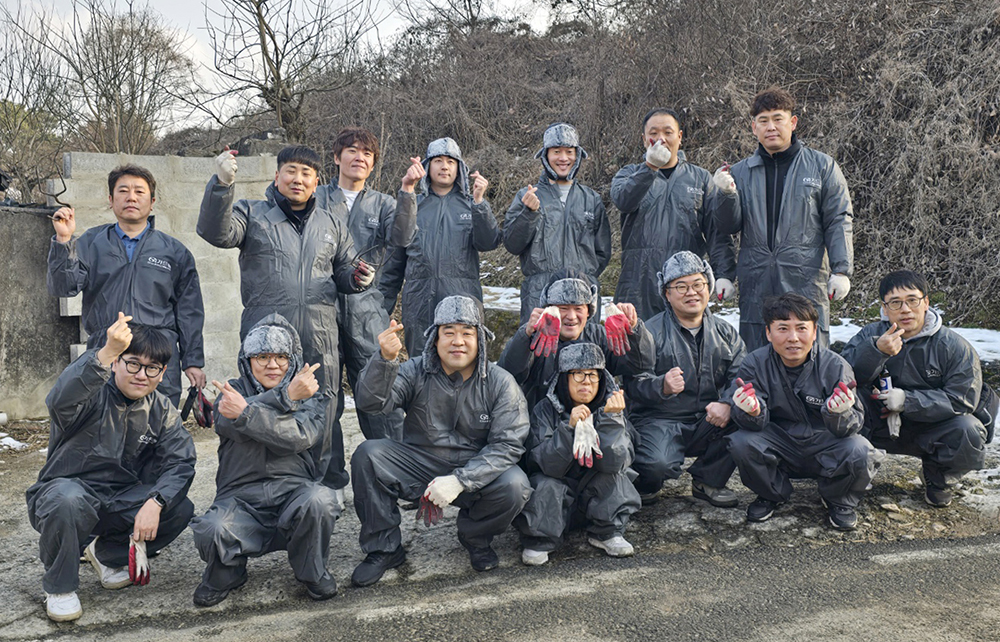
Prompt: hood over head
<box><xmin>238</xmin><ymin>313</ymin><xmax>304</xmax><ymax>395</ymax></box>
<box><xmin>422</xmin><ymin>295</ymin><xmax>494</xmax><ymax>379</ymax></box>
<box><xmin>534</xmin><ymin>122</ymin><xmax>588</xmax><ymax>181</ymax></box>
<box><xmin>420</xmin><ymin>137</ymin><xmax>470</xmax><ymax>197</ymax></box>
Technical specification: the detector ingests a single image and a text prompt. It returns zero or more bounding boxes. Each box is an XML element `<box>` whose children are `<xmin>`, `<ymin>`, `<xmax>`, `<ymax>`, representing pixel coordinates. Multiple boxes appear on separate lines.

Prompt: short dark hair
<box><xmin>750</xmin><ymin>86</ymin><xmax>796</xmax><ymax>118</ymax></box>
<box><xmin>763</xmin><ymin>293</ymin><xmax>818</xmax><ymax>326</ymax></box>
<box><xmin>879</xmin><ymin>270</ymin><xmax>929</xmax><ymax>300</ymax></box>
<box><xmin>277</xmin><ymin>145</ymin><xmax>322</xmax><ymax>173</ymax></box>
<box><xmin>641</xmin><ymin>108</ymin><xmax>682</xmax><ymax>132</ymax></box>
<box><xmin>107</xmin><ymin>165</ymin><xmax>156</xmax><ymax>199</ymax></box>
<box><xmin>332</xmin><ymin>127</ymin><xmax>380</xmax><ymax>166</ymax></box>
<box><xmin>122</xmin><ymin>323</ymin><xmax>173</xmax><ymax>365</ymax></box>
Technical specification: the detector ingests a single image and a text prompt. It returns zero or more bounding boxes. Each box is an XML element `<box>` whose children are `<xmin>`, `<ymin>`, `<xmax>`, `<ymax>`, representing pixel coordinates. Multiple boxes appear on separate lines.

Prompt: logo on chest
<box><xmin>146</xmin><ymin>257</ymin><xmax>171</xmax><ymax>272</ymax></box>
<box><xmin>686</xmin><ymin>187</ymin><xmax>704</xmax><ymax>196</ymax></box>
<box><xmin>802</xmin><ymin>177</ymin><xmax>822</xmax><ymax>189</ymax></box>
<box><xmin>926</xmin><ymin>368</ymin><xmax>942</xmax><ymax>378</ymax></box>
<box><xmin>366</xmin><ymin>216</ymin><xmax>379</xmax><ymax>227</ymax></box>
<box><xmin>323</xmin><ymin>233</ymin><xmax>337</xmax><ymax>244</ymax></box>
<box><xmin>459</xmin><ymin>212</ymin><xmax>472</xmax><ymax>221</ymax></box>
<box><xmin>582</xmin><ymin>210</ymin><xmax>595</xmax><ymax>221</ymax></box>
<box><xmin>478</xmin><ymin>413</ymin><xmax>491</xmax><ymax>423</ymax></box>
<box><xmin>805</xmin><ymin>395</ymin><xmax>824</xmax><ymax>406</ymax></box>
<box><xmin>137</xmin><ymin>433</ymin><xmax>157</xmax><ymax>444</ymax></box>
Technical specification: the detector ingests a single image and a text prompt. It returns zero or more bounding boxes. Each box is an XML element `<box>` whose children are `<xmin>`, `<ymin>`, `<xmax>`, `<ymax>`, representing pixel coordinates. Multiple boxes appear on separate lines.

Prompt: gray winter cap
<box><xmin>243</xmin><ymin>324</ymin><xmax>295</xmax><ymax>358</ymax></box>
<box><xmin>237</xmin><ymin>313</ymin><xmax>304</xmax><ymax>395</ymax></box>
<box><xmin>422</xmin><ymin>295</ymin><xmax>495</xmax><ymax>378</ymax></box>
<box><xmin>539</xmin><ymin>277</ymin><xmax>599</xmax><ymax>317</ymax></box>
<box><xmin>420</xmin><ymin>137</ymin><xmax>470</xmax><ymax>197</ymax></box>
<box><xmin>558</xmin><ymin>342</ymin><xmax>605</xmax><ymax>372</ymax></box>
<box><xmin>656</xmin><ymin>251</ymin><xmax>715</xmax><ymax>298</ymax></box>
<box><xmin>534</xmin><ymin>122</ymin><xmax>589</xmax><ymax>182</ymax></box>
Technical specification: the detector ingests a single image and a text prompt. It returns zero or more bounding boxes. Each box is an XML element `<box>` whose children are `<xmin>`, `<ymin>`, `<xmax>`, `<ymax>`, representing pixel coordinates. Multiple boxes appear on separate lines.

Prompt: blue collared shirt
<box><xmin>115</xmin><ymin>223</ymin><xmax>149</xmax><ymax>261</ymax></box>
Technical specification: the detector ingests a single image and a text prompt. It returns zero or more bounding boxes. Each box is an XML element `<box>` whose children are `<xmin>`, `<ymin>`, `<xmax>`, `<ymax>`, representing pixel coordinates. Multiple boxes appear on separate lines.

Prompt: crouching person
<box><xmin>516</xmin><ymin>343</ymin><xmax>641</xmax><ymax>565</ymax></box>
<box><xmin>191</xmin><ymin>314</ymin><xmax>339</xmax><ymax>606</ymax></box>
<box><xmin>26</xmin><ymin>314</ymin><xmax>196</xmax><ymax>622</ymax></box>
<box><xmin>727</xmin><ymin>294</ymin><xmax>880</xmax><ymax>531</ymax></box>
<box><xmin>351</xmin><ymin>296</ymin><xmax>532</xmax><ymax>586</ymax></box>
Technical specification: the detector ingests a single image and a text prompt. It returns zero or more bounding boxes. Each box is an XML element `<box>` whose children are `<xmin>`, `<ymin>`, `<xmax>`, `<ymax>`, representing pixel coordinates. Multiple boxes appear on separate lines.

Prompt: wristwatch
<box><xmin>150</xmin><ymin>493</ymin><xmax>166</xmax><ymax>508</ymax></box>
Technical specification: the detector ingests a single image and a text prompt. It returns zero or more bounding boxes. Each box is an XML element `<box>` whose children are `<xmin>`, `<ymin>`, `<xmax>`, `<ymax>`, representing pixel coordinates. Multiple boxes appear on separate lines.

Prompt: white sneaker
<box><xmin>588</xmin><ymin>535</ymin><xmax>635</xmax><ymax>558</ymax></box>
<box><xmin>335</xmin><ymin>488</ymin><xmax>346</xmax><ymax>511</ymax></box>
<box><xmin>521</xmin><ymin>548</ymin><xmax>549</xmax><ymax>566</ymax></box>
<box><xmin>84</xmin><ymin>539</ymin><xmax>132</xmax><ymax>589</ymax></box>
<box><xmin>46</xmin><ymin>592</ymin><xmax>82</xmax><ymax>622</ymax></box>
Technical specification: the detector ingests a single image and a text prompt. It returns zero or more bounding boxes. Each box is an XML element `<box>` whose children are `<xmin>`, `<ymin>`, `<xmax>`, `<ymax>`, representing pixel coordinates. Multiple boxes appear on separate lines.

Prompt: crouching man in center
<box><xmin>351</xmin><ymin>296</ymin><xmax>532</xmax><ymax>586</ymax></box>
<box><xmin>727</xmin><ymin>293</ymin><xmax>880</xmax><ymax>531</ymax></box>
<box><xmin>191</xmin><ymin>314</ymin><xmax>340</xmax><ymax>606</ymax></box>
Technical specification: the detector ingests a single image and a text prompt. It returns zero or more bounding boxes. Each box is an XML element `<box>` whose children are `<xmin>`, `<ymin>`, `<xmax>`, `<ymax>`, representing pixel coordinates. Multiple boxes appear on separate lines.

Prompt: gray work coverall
<box><xmin>47</xmin><ymin>221</ymin><xmax>206</xmax><ymax>405</ymax></box>
<box><xmin>26</xmin><ymin>350</ymin><xmax>196</xmax><ymax>594</ymax></box>
<box><xmin>503</xmin><ymin>175</ymin><xmax>612</xmax><ymax>324</ymax></box>
<box><xmin>624</xmin><ymin>307</ymin><xmax>746</xmax><ymax>494</ymax></box>
<box><xmin>611</xmin><ymin>152</ymin><xmax>737</xmax><ymax>321</ymax></box>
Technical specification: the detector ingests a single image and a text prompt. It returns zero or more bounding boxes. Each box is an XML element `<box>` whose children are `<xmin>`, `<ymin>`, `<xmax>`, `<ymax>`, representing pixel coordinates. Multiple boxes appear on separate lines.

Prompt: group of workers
<box><xmin>27</xmin><ymin>85</ymin><xmax>996</xmax><ymax>623</ymax></box>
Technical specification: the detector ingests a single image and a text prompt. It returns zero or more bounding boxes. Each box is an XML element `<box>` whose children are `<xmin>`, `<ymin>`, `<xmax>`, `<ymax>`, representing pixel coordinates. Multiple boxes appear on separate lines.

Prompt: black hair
<box><xmin>556</xmin><ymin>369</ymin><xmax>608</xmax><ymax>415</ymax></box>
<box><xmin>763</xmin><ymin>293</ymin><xmax>819</xmax><ymax>326</ymax></box>
<box><xmin>641</xmin><ymin>108</ymin><xmax>682</xmax><ymax>131</ymax></box>
<box><xmin>121</xmin><ymin>323</ymin><xmax>173</xmax><ymax>365</ymax></box>
<box><xmin>107</xmin><ymin>164</ymin><xmax>156</xmax><ymax>199</ymax></box>
<box><xmin>750</xmin><ymin>86</ymin><xmax>796</xmax><ymax>118</ymax></box>
<box><xmin>277</xmin><ymin>145</ymin><xmax>322</xmax><ymax>173</ymax></box>
<box><xmin>879</xmin><ymin>270</ymin><xmax>929</xmax><ymax>300</ymax></box>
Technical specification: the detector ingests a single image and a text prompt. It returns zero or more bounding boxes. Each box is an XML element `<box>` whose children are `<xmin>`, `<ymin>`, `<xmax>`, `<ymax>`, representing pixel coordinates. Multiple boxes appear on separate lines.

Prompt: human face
<box><xmin>436</xmin><ymin>323</ymin><xmax>478</xmax><ymax>379</ymax></box>
<box><xmin>665</xmin><ymin>274</ymin><xmax>709</xmax><ymax>323</ymax></box>
<box><xmin>335</xmin><ymin>145</ymin><xmax>375</xmax><ymax>184</ymax></box>
<box><xmin>108</xmin><ymin>176</ymin><xmax>154</xmax><ymax>227</ymax></box>
<box><xmin>882</xmin><ymin>286</ymin><xmax>929</xmax><ymax>339</ymax></box>
<box><xmin>546</xmin><ymin>146</ymin><xmax>577</xmax><ymax>181</ymax></box>
<box><xmin>250</xmin><ymin>353</ymin><xmax>290</xmax><ymax>390</ymax></box>
<box><xmin>274</xmin><ymin>162</ymin><xmax>319</xmax><ymax>210</ymax></box>
<box><xmin>751</xmin><ymin>109</ymin><xmax>798</xmax><ymax>154</ymax></box>
<box><xmin>642</xmin><ymin>113</ymin><xmax>682</xmax><ymax>164</ymax></box>
<box><xmin>429</xmin><ymin>156</ymin><xmax>458</xmax><ymax>192</ymax></box>
<box><xmin>557</xmin><ymin>304</ymin><xmax>590</xmax><ymax>341</ymax></box>
<box><xmin>111</xmin><ymin>353</ymin><xmax>164</xmax><ymax>400</ymax></box>
<box><xmin>766</xmin><ymin>314</ymin><xmax>817</xmax><ymax>367</ymax></box>
<box><xmin>568</xmin><ymin>369</ymin><xmax>599</xmax><ymax>405</ymax></box>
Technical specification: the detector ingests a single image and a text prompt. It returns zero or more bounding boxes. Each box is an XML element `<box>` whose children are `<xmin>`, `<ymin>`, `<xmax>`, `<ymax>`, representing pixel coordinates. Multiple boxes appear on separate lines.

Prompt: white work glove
<box><xmin>423</xmin><ymin>474</ymin><xmax>465</xmax><ymax>508</ymax></box>
<box><xmin>572</xmin><ymin>414</ymin><xmax>603</xmax><ymax>468</ymax></box>
<box><xmin>215</xmin><ymin>149</ymin><xmax>238</xmax><ymax>186</ymax></box>
<box><xmin>645</xmin><ymin>141</ymin><xmax>672</xmax><ymax>168</ymax></box>
<box><xmin>887</xmin><ymin>412</ymin><xmax>902</xmax><ymax>438</ymax></box>
<box><xmin>714</xmin><ymin>278</ymin><xmax>735</xmax><ymax>302</ymax></box>
<box><xmin>732</xmin><ymin>378</ymin><xmax>760</xmax><ymax>415</ymax></box>
<box><xmin>712</xmin><ymin>165</ymin><xmax>736</xmax><ymax>194</ymax></box>
<box><xmin>877</xmin><ymin>388</ymin><xmax>905</xmax><ymax>413</ymax></box>
<box><xmin>828</xmin><ymin>274</ymin><xmax>851</xmax><ymax>302</ymax></box>
<box><xmin>129</xmin><ymin>537</ymin><xmax>149</xmax><ymax>586</ymax></box>
<box><xmin>826</xmin><ymin>381</ymin><xmax>856</xmax><ymax>414</ymax></box>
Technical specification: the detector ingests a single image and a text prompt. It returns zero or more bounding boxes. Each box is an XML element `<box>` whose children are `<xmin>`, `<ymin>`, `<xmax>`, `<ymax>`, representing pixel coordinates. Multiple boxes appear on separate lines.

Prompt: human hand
<box><xmin>662</xmin><ymin>367</ymin><xmax>685</xmax><ymax>395</ymax></box>
<box><xmin>354</xmin><ymin>259</ymin><xmax>374</xmax><ymax>288</ymax></box>
<box><xmin>185</xmin><ymin>366</ymin><xmax>206</xmax><ymax>389</ymax></box>
<box><xmin>98</xmin><ymin>312</ymin><xmax>133</xmax><ymax>365</ymax></box>
<box><xmin>521</xmin><ymin>184</ymin><xmax>540</xmax><ymax>211</ymax></box>
<box><xmin>714</xmin><ymin>278</ymin><xmax>736</xmax><ymax>302</ymax></box>
<box><xmin>604</xmin><ymin>390</ymin><xmax>626</xmax><ymax>414</ymax></box>
<box><xmin>705</xmin><ymin>401</ymin><xmax>731</xmax><ymax>428</ymax></box>
<box><xmin>712</xmin><ymin>164</ymin><xmax>736</xmax><ymax>194</ymax></box>
<box><xmin>379</xmin><ymin>320</ymin><xmax>405</xmax><ymax>361</ymax></box>
<box><xmin>529</xmin><ymin>306</ymin><xmax>561</xmax><ymax>357</ymax></box>
<box><xmin>132</xmin><ymin>498</ymin><xmax>162</xmax><ymax>542</ymax></box>
<box><xmin>732</xmin><ymin>377</ymin><xmax>760</xmax><ymax>416</ymax></box>
<box><xmin>424</xmin><ymin>475</ymin><xmax>464</xmax><ymax>508</ymax></box>
<box><xmin>876</xmin><ymin>322</ymin><xmax>905</xmax><ymax>357</ymax></box>
<box><xmin>828</xmin><ymin>274</ymin><xmax>851</xmax><ymax>301</ymax></box>
<box><xmin>569</xmin><ymin>404</ymin><xmax>592</xmax><ymax>428</ymax></box>
<box><xmin>826</xmin><ymin>381</ymin><xmax>857</xmax><ymax>414</ymax></box>
<box><xmin>604</xmin><ymin>303</ymin><xmax>632</xmax><ymax>356</ymax></box>
<box><xmin>401</xmin><ymin>156</ymin><xmax>425</xmax><ymax>192</ymax></box>
<box><xmin>875</xmin><ymin>387</ymin><xmax>905</xmax><ymax>413</ymax></box>
<box><xmin>212</xmin><ymin>380</ymin><xmax>248</xmax><ymax>420</ymax></box>
<box><xmin>470</xmin><ymin>171</ymin><xmax>488</xmax><ymax>204</ymax></box>
<box><xmin>51</xmin><ymin>206</ymin><xmax>76</xmax><ymax>242</ymax></box>
<box><xmin>288</xmin><ymin>363</ymin><xmax>321</xmax><ymax>401</ymax></box>
<box><xmin>645</xmin><ymin>140</ymin><xmax>672</xmax><ymax>168</ymax></box>
<box><xmin>215</xmin><ymin>146</ymin><xmax>238</xmax><ymax>186</ymax></box>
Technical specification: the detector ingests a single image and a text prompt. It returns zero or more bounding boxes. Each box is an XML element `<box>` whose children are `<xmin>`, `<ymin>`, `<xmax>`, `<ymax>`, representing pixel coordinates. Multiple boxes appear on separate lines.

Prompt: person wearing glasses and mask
<box><xmin>26</xmin><ymin>314</ymin><xmax>196</xmax><ymax>622</ymax></box>
<box><xmin>623</xmin><ymin>252</ymin><xmax>747</xmax><ymax>507</ymax></box>
<box><xmin>841</xmin><ymin>270</ymin><xmax>997</xmax><ymax>508</ymax></box>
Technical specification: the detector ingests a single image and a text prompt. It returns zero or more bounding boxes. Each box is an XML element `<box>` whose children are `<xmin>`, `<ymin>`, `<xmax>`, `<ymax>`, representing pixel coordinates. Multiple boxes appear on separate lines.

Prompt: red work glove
<box><xmin>530</xmin><ymin>306</ymin><xmax>561</xmax><ymax>357</ymax></box>
<box><xmin>732</xmin><ymin>377</ymin><xmax>760</xmax><ymax>415</ymax></box>
<box><xmin>129</xmin><ymin>538</ymin><xmax>149</xmax><ymax>586</ymax></box>
<box><xmin>353</xmin><ymin>260</ymin><xmax>374</xmax><ymax>289</ymax></box>
<box><xmin>603</xmin><ymin>303</ymin><xmax>632</xmax><ymax>357</ymax></box>
<box><xmin>415</xmin><ymin>496</ymin><xmax>443</xmax><ymax>526</ymax></box>
<box><xmin>826</xmin><ymin>380</ymin><xmax>857</xmax><ymax>414</ymax></box>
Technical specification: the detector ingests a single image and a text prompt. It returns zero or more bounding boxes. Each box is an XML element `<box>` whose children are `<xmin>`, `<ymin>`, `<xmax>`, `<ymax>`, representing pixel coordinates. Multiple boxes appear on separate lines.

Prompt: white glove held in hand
<box><xmin>712</xmin><ymin>166</ymin><xmax>736</xmax><ymax>194</ymax></box>
<box><xmin>215</xmin><ymin>150</ymin><xmax>238</xmax><ymax>186</ymax></box>
<box><xmin>424</xmin><ymin>474</ymin><xmax>464</xmax><ymax>508</ymax></box>
<box><xmin>645</xmin><ymin>141</ymin><xmax>672</xmax><ymax>168</ymax></box>
<box><xmin>714</xmin><ymin>278</ymin><xmax>735</xmax><ymax>301</ymax></box>
<box><xmin>828</xmin><ymin>274</ymin><xmax>851</xmax><ymax>301</ymax></box>
<box><xmin>572</xmin><ymin>414</ymin><xmax>603</xmax><ymax>468</ymax></box>
<box><xmin>826</xmin><ymin>382</ymin><xmax>856</xmax><ymax>414</ymax></box>
<box><xmin>878</xmin><ymin>388</ymin><xmax>905</xmax><ymax>413</ymax></box>
<box><xmin>732</xmin><ymin>378</ymin><xmax>760</xmax><ymax>415</ymax></box>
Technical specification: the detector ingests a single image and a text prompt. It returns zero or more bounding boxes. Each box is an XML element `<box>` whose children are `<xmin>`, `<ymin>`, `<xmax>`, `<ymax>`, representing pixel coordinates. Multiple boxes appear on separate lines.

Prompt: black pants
<box><xmin>632</xmin><ymin>417</ymin><xmax>737</xmax><ymax>494</ymax></box>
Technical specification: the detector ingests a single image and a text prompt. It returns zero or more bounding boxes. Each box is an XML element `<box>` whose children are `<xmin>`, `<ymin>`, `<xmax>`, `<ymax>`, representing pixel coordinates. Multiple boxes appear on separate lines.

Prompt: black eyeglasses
<box><xmin>883</xmin><ymin>296</ymin><xmax>926</xmax><ymax>311</ymax></box>
<box><xmin>570</xmin><ymin>371</ymin><xmax>600</xmax><ymax>383</ymax></box>
<box><xmin>665</xmin><ymin>281</ymin><xmax>707</xmax><ymax>295</ymax></box>
<box><xmin>252</xmin><ymin>354</ymin><xmax>290</xmax><ymax>366</ymax></box>
<box><xmin>120</xmin><ymin>359</ymin><xmax>164</xmax><ymax>378</ymax></box>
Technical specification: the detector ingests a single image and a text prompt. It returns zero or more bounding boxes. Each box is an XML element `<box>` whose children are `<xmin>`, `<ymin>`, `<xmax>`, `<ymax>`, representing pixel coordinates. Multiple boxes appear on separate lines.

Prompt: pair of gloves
<box><xmin>732</xmin><ymin>378</ymin><xmax>858</xmax><ymax>415</ymax></box>
<box><xmin>528</xmin><ymin>303</ymin><xmax>633</xmax><ymax>358</ymax></box>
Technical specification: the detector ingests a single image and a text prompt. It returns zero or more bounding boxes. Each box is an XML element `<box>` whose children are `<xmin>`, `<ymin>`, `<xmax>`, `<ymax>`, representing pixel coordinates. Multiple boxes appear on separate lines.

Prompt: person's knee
<box><xmin>491</xmin><ymin>467</ymin><xmax>532</xmax><ymax>509</ymax></box>
<box><xmin>299</xmin><ymin>484</ymin><xmax>339</xmax><ymax>518</ymax></box>
<box><xmin>351</xmin><ymin>439</ymin><xmax>387</xmax><ymax>472</ymax></box>
<box><xmin>726</xmin><ymin>431</ymin><xmax>757</xmax><ymax>462</ymax></box>
<box><xmin>953</xmin><ymin>414</ymin><xmax>986</xmax><ymax>448</ymax></box>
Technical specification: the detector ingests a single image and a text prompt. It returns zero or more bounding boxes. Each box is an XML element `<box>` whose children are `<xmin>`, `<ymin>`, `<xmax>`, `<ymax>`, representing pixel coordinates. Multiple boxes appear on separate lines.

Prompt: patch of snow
<box><xmin>1</xmin><ymin>436</ymin><xmax>28</xmax><ymax>451</ymax></box>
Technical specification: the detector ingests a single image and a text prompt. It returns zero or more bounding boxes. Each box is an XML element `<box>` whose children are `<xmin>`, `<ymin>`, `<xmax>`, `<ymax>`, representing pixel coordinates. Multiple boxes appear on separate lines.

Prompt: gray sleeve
<box><xmin>470</xmin><ymin>199</ymin><xmax>502</xmax><ymax>252</ymax></box>
<box><xmin>174</xmin><ymin>248</ymin><xmax>205</xmax><ymax>369</ymax></box>
<box><xmin>389</xmin><ymin>190</ymin><xmax>418</xmax><ymax>247</ymax></box>
<box><xmin>591</xmin><ymin>411</ymin><xmax>634</xmax><ymax>472</ymax></box>
<box><xmin>217</xmin><ymin>387</ymin><xmax>326</xmax><ymax>456</ymax></box>
<box><xmin>355</xmin><ymin>352</ymin><xmax>416</xmax><ymax>414</ymax></box>
<box><xmin>45</xmin><ymin>349</ymin><xmax>111</xmax><ymax>438</ymax></box>
<box><xmin>702</xmin><ymin>177</ymin><xmax>738</xmax><ymax>281</ymax></box>
<box><xmin>146</xmin><ymin>404</ymin><xmax>197</xmax><ymax>510</ymax></box>
<box><xmin>716</xmin><ymin>166</ymin><xmax>744</xmax><ymax>236</ymax></box>
<box><xmin>47</xmin><ymin>236</ymin><xmax>88</xmax><ymax>297</ymax></box>
<box><xmin>496</xmin><ymin>325</ymin><xmax>535</xmax><ymax>386</ymax></box>
<box><xmin>526</xmin><ymin>402</ymin><xmax>575</xmax><ymax>479</ymax></box>
<box><xmin>502</xmin><ymin>189</ymin><xmax>541</xmax><ymax>256</ymax></box>
<box><xmin>594</xmin><ymin>198</ymin><xmax>612</xmax><ymax>275</ymax></box>
<box><xmin>902</xmin><ymin>338</ymin><xmax>981</xmax><ymax>422</ymax></box>
<box><xmin>377</xmin><ymin>246</ymin><xmax>406</xmax><ymax>315</ymax></box>
<box><xmin>196</xmin><ymin>176</ymin><xmax>248</xmax><ymax>248</ymax></box>
<box><xmin>840</xmin><ymin>326</ymin><xmax>888</xmax><ymax>388</ymax></box>
<box><xmin>821</xmin><ymin>361</ymin><xmax>864</xmax><ymax>438</ymax></box>
<box><xmin>821</xmin><ymin>160</ymin><xmax>854</xmax><ymax>277</ymax></box>
<box><xmin>331</xmin><ymin>222</ymin><xmax>364</xmax><ymax>294</ymax></box>
<box><xmin>610</xmin><ymin>163</ymin><xmax>655</xmax><ymax>214</ymax></box>
<box><xmin>731</xmin><ymin>356</ymin><xmax>769</xmax><ymax>431</ymax></box>
<box><xmin>452</xmin><ymin>374</ymin><xmax>529</xmax><ymax>492</ymax></box>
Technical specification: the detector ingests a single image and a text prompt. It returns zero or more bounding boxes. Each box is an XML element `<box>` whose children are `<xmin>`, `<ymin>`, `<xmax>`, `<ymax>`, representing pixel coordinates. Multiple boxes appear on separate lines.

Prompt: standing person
<box><xmin>841</xmin><ymin>270</ymin><xmax>994</xmax><ymax>507</ymax></box>
<box><xmin>624</xmin><ymin>252</ymin><xmax>746</xmax><ymax>506</ymax></box>
<box><xmin>198</xmin><ymin>145</ymin><xmax>374</xmax><ymax>501</ymax></box>
<box><xmin>191</xmin><ymin>314</ymin><xmax>340</xmax><ymax>606</ymax></box>
<box><xmin>312</xmin><ymin>127</ymin><xmax>419</xmax><ymax>446</ymax></box>
<box><xmin>381</xmin><ymin>137</ymin><xmax>501</xmax><ymax>355</ymax></box>
<box><xmin>47</xmin><ymin>164</ymin><xmax>206</xmax><ymax>406</ymax></box>
<box><xmin>350</xmin><ymin>296</ymin><xmax>531</xmax><ymax>585</ymax></box>
<box><xmin>719</xmin><ymin>86</ymin><xmax>854</xmax><ymax>352</ymax></box>
<box><xmin>726</xmin><ymin>294</ymin><xmax>878</xmax><ymax>531</ymax></box>
<box><xmin>611</xmin><ymin>108</ymin><xmax>738</xmax><ymax>321</ymax></box>
<box><xmin>26</xmin><ymin>315</ymin><xmax>196</xmax><ymax>622</ymax></box>
<box><xmin>503</xmin><ymin>123</ymin><xmax>612</xmax><ymax>325</ymax></box>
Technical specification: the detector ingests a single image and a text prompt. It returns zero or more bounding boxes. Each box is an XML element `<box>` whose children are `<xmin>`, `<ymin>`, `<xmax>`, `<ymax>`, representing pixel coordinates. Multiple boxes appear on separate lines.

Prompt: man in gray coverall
<box><xmin>624</xmin><ymin>251</ymin><xmax>747</xmax><ymax>507</ymax></box>
<box><xmin>841</xmin><ymin>270</ymin><xmax>994</xmax><ymax>508</ymax></box>
<box><xmin>48</xmin><ymin>164</ymin><xmax>206</xmax><ymax>406</ymax></box>
<box><xmin>350</xmin><ymin>296</ymin><xmax>532</xmax><ymax>586</ymax></box>
<box><xmin>503</xmin><ymin>123</ymin><xmax>612</xmax><ymax>324</ymax></box>
<box><xmin>719</xmin><ymin>86</ymin><xmax>854</xmax><ymax>352</ymax></box>
<box><xmin>198</xmin><ymin>145</ymin><xmax>375</xmax><ymax>499</ymax></box>
<box><xmin>381</xmin><ymin>137</ymin><xmax>501</xmax><ymax>354</ymax></box>
<box><xmin>727</xmin><ymin>294</ymin><xmax>879</xmax><ymax>531</ymax></box>
<box><xmin>26</xmin><ymin>315</ymin><xmax>196</xmax><ymax>622</ymax></box>
<box><xmin>191</xmin><ymin>314</ymin><xmax>340</xmax><ymax>607</ymax></box>
<box><xmin>611</xmin><ymin>108</ymin><xmax>738</xmax><ymax>321</ymax></box>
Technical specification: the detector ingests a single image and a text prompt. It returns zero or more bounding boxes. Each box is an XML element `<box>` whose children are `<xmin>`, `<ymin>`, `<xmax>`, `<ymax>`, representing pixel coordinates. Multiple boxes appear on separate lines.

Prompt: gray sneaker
<box><xmin>588</xmin><ymin>535</ymin><xmax>634</xmax><ymax>558</ymax></box>
<box><xmin>691</xmin><ymin>480</ymin><xmax>739</xmax><ymax>508</ymax></box>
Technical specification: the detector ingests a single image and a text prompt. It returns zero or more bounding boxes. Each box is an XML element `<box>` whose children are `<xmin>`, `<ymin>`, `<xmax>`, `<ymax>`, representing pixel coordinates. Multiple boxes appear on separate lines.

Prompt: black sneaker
<box><xmin>925</xmin><ymin>485</ymin><xmax>953</xmax><ymax>508</ymax></box>
<box><xmin>746</xmin><ymin>496</ymin><xmax>780</xmax><ymax>522</ymax></box>
<box><xmin>193</xmin><ymin>576</ymin><xmax>247</xmax><ymax>607</ymax></box>
<box><xmin>303</xmin><ymin>571</ymin><xmax>338</xmax><ymax>601</ymax></box>
<box><xmin>351</xmin><ymin>546</ymin><xmax>407</xmax><ymax>587</ymax></box>
<box><xmin>826</xmin><ymin>503</ymin><xmax>858</xmax><ymax>531</ymax></box>
<box><xmin>458</xmin><ymin>533</ymin><xmax>499</xmax><ymax>572</ymax></box>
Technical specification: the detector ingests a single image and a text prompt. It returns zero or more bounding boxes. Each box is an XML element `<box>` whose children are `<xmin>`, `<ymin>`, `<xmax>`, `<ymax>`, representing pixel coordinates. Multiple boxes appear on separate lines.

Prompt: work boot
<box><xmin>46</xmin><ymin>592</ymin><xmax>82</xmax><ymax>622</ymax></box>
<box><xmin>84</xmin><ymin>539</ymin><xmax>131</xmax><ymax>589</ymax></box>
<box><xmin>303</xmin><ymin>571</ymin><xmax>338</xmax><ymax>601</ymax></box>
<box><xmin>691</xmin><ymin>480</ymin><xmax>739</xmax><ymax>508</ymax></box>
<box><xmin>351</xmin><ymin>546</ymin><xmax>406</xmax><ymax>587</ymax></box>
<box><xmin>824</xmin><ymin>500</ymin><xmax>858</xmax><ymax>531</ymax></box>
<box><xmin>587</xmin><ymin>535</ymin><xmax>634</xmax><ymax>558</ymax></box>
<box><xmin>639</xmin><ymin>490</ymin><xmax>661</xmax><ymax>506</ymax></box>
<box><xmin>193</xmin><ymin>575</ymin><xmax>247</xmax><ymax>608</ymax></box>
<box><xmin>521</xmin><ymin>548</ymin><xmax>549</xmax><ymax>566</ymax></box>
<box><xmin>746</xmin><ymin>496</ymin><xmax>780</xmax><ymax>522</ymax></box>
<box><xmin>924</xmin><ymin>485</ymin><xmax>953</xmax><ymax>508</ymax></box>
<box><xmin>458</xmin><ymin>532</ymin><xmax>499</xmax><ymax>572</ymax></box>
